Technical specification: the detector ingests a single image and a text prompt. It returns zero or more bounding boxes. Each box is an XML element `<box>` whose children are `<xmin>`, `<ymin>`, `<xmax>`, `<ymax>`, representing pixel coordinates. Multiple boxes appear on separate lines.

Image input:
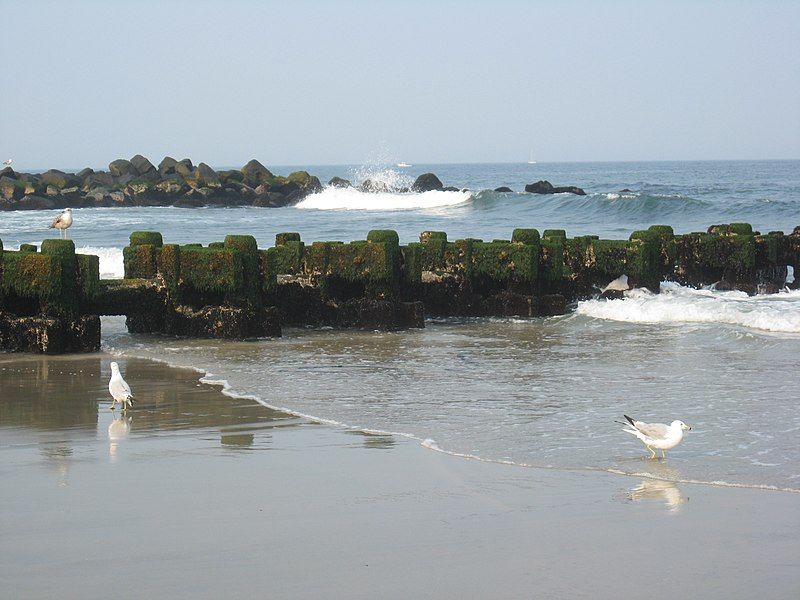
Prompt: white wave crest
<box><xmin>296</xmin><ymin>186</ymin><xmax>471</xmax><ymax>211</ymax></box>
<box><xmin>76</xmin><ymin>246</ymin><xmax>124</xmax><ymax>279</ymax></box>
<box><xmin>576</xmin><ymin>281</ymin><xmax>800</xmax><ymax>334</ymax></box>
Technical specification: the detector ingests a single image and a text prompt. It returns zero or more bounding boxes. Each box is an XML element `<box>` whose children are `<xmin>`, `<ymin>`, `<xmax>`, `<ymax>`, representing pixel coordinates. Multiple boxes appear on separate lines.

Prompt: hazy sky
<box><xmin>2</xmin><ymin>0</ymin><xmax>798</xmax><ymax>169</ymax></box>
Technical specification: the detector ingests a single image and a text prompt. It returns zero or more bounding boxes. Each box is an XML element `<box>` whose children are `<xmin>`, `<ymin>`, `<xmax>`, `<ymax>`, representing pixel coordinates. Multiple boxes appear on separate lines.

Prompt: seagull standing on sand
<box><xmin>48</xmin><ymin>207</ymin><xmax>73</xmax><ymax>239</ymax></box>
<box><xmin>620</xmin><ymin>414</ymin><xmax>691</xmax><ymax>459</ymax></box>
<box><xmin>108</xmin><ymin>362</ymin><xmax>134</xmax><ymax>411</ymax></box>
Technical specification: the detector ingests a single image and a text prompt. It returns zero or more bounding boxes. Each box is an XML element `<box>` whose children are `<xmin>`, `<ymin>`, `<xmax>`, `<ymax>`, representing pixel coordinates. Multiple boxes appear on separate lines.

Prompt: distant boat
<box><xmin>2</xmin><ymin>158</ymin><xmax>11</xmax><ymax>166</ymax></box>
<box><xmin>396</xmin><ymin>162</ymin><xmax>412</xmax><ymax>168</ymax></box>
<box><xmin>527</xmin><ymin>151</ymin><xmax>536</xmax><ymax>165</ymax></box>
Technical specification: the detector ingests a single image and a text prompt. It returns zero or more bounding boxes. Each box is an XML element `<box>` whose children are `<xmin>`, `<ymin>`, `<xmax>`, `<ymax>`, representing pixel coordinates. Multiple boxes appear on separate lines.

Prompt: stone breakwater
<box><xmin>0</xmin><ymin>155</ymin><xmax>586</xmax><ymax>210</ymax></box>
<box><xmin>1</xmin><ymin>223</ymin><xmax>798</xmax><ymax>353</ymax></box>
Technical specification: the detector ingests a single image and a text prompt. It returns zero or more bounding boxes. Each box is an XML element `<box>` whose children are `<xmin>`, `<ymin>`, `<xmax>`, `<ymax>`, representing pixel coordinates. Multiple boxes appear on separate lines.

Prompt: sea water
<box><xmin>3</xmin><ymin>160</ymin><xmax>799</xmax><ymax>491</ymax></box>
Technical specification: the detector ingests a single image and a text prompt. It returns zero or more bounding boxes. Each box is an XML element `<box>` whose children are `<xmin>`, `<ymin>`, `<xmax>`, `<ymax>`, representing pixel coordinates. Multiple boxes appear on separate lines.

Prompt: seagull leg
<box><xmin>661</xmin><ymin>449</ymin><xmax>666</xmax><ymax>459</ymax></box>
<box><xmin>647</xmin><ymin>446</ymin><xmax>656</xmax><ymax>459</ymax></box>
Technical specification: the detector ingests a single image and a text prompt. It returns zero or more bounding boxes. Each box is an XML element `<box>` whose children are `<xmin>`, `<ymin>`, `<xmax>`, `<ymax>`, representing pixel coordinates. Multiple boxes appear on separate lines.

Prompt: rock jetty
<box><xmin>0</xmin><ymin>157</ymin><xmax>323</xmax><ymax>211</ymax></box>
<box><xmin>1</xmin><ymin>223</ymin><xmax>798</xmax><ymax>353</ymax></box>
<box><xmin>0</xmin><ymin>158</ymin><xmax>589</xmax><ymax>210</ymax></box>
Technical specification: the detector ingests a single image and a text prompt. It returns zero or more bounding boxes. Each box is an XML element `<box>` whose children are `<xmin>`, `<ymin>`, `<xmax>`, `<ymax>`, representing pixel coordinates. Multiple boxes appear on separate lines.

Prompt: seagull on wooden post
<box><xmin>108</xmin><ymin>362</ymin><xmax>134</xmax><ymax>411</ymax></box>
<box><xmin>48</xmin><ymin>207</ymin><xmax>73</xmax><ymax>239</ymax></box>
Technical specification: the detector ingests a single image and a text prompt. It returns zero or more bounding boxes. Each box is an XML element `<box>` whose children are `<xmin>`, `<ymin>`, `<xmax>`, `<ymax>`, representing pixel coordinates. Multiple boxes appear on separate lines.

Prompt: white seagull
<box><xmin>48</xmin><ymin>207</ymin><xmax>73</xmax><ymax>239</ymax></box>
<box><xmin>108</xmin><ymin>361</ymin><xmax>134</xmax><ymax>411</ymax></box>
<box><xmin>620</xmin><ymin>414</ymin><xmax>691</xmax><ymax>459</ymax></box>
<box><xmin>2</xmin><ymin>158</ymin><xmax>11</xmax><ymax>166</ymax></box>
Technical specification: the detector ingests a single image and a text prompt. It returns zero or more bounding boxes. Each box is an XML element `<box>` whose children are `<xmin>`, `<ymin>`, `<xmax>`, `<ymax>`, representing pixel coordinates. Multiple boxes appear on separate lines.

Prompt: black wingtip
<box><xmin>624</xmin><ymin>414</ymin><xmax>635</xmax><ymax>426</ymax></box>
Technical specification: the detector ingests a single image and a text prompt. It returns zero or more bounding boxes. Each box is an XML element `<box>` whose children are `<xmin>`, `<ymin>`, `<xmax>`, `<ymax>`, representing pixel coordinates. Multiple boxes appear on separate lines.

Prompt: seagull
<box><xmin>619</xmin><ymin>414</ymin><xmax>691</xmax><ymax>459</ymax></box>
<box><xmin>2</xmin><ymin>158</ymin><xmax>11</xmax><ymax>166</ymax></box>
<box><xmin>108</xmin><ymin>361</ymin><xmax>134</xmax><ymax>411</ymax></box>
<box><xmin>48</xmin><ymin>207</ymin><xmax>73</xmax><ymax>239</ymax></box>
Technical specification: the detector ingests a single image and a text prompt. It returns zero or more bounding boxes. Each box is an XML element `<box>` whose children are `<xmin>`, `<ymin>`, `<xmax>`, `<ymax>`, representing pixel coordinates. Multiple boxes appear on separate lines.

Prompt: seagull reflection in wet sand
<box><xmin>626</xmin><ymin>463</ymin><xmax>688</xmax><ymax>512</ymax></box>
<box><xmin>629</xmin><ymin>479</ymin><xmax>687</xmax><ymax>512</ymax></box>
<box><xmin>108</xmin><ymin>414</ymin><xmax>132</xmax><ymax>461</ymax></box>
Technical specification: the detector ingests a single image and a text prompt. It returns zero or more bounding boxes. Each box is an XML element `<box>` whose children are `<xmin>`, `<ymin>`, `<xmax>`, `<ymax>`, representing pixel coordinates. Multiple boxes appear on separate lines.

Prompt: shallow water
<box><xmin>3</xmin><ymin>159</ymin><xmax>799</xmax><ymax>491</ymax></box>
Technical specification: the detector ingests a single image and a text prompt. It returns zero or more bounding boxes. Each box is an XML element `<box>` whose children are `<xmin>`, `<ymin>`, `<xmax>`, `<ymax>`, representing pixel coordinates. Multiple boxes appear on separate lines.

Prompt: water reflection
<box><xmin>108</xmin><ymin>415</ymin><xmax>132</xmax><ymax>462</ymax></box>
<box><xmin>626</xmin><ymin>463</ymin><xmax>688</xmax><ymax>512</ymax></box>
<box><xmin>0</xmin><ymin>355</ymin><xmax>303</xmax><ymax>476</ymax></box>
<box><xmin>628</xmin><ymin>479</ymin><xmax>687</xmax><ymax>512</ymax></box>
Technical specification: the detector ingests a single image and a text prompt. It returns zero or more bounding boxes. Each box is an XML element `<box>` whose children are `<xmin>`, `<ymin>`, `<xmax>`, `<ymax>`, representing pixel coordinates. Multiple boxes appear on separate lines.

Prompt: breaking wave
<box><xmin>576</xmin><ymin>281</ymin><xmax>800</xmax><ymax>334</ymax></box>
<box><xmin>296</xmin><ymin>186</ymin><xmax>471</xmax><ymax>210</ymax></box>
<box><xmin>76</xmin><ymin>246</ymin><xmax>124</xmax><ymax>279</ymax></box>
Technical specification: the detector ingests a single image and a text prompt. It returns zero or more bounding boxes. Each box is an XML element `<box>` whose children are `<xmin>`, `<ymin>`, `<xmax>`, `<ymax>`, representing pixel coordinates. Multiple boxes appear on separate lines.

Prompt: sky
<box><xmin>1</xmin><ymin>0</ymin><xmax>799</xmax><ymax>169</ymax></box>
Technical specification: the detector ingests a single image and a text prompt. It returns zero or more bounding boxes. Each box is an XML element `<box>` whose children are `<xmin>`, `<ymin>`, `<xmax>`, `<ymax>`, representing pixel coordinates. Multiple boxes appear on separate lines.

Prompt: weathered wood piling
<box><xmin>1</xmin><ymin>223</ymin><xmax>798</xmax><ymax>353</ymax></box>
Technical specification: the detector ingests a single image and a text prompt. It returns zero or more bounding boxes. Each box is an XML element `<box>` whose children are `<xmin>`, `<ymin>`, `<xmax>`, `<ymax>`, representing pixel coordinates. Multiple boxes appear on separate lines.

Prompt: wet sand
<box><xmin>1</xmin><ymin>355</ymin><xmax>798</xmax><ymax>599</ymax></box>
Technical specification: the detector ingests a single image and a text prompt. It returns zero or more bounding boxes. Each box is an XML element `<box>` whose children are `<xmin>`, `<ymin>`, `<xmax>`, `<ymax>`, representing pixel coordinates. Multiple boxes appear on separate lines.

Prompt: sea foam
<box><xmin>577</xmin><ymin>281</ymin><xmax>800</xmax><ymax>334</ymax></box>
<box><xmin>77</xmin><ymin>246</ymin><xmax>124</xmax><ymax>279</ymax></box>
<box><xmin>296</xmin><ymin>186</ymin><xmax>471</xmax><ymax>210</ymax></box>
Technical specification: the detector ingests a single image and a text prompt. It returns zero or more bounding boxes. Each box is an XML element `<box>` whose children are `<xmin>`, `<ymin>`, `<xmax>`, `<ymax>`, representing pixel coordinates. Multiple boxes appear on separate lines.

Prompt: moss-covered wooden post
<box><xmin>124</xmin><ymin>231</ymin><xmax>163</xmax><ymax>279</ymax></box>
<box><xmin>540</xmin><ymin>230</ymin><xmax>566</xmax><ymax>292</ymax></box>
<box><xmin>364</xmin><ymin>230</ymin><xmax>401</xmax><ymax>298</ymax></box>
<box><xmin>628</xmin><ymin>230</ymin><xmax>661</xmax><ymax>292</ymax></box>
<box><xmin>0</xmin><ymin>237</ymin><xmax>4</xmax><ymax>306</ymax></box>
<box><xmin>158</xmin><ymin>244</ymin><xmax>181</xmax><ymax>300</ymax></box>
<box><xmin>40</xmin><ymin>239</ymin><xmax>78</xmax><ymax>317</ymax></box>
<box><xmin>224</xmin><ymin>235</ymin><xmax>262</xmax><ymax>309</ymax></box>
<box><xmin>419</xmin><ymin>231</ymin><xmax>447</xmax><ymax>271</ymax></box>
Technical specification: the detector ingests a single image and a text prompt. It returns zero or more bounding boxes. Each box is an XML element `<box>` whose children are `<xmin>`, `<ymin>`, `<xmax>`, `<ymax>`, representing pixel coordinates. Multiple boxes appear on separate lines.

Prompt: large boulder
<box><xmin>412</xmin><ymin>173</ymin><xmax>443</xmax><ymax>192</ymax></box>
<box><xmin>359</xmin><ymin>179</ymin><xmax>389</xmax><ymax>193</ymax></box>
<box><xmin>0</xmin><ymin>166</ymin><xmax>16</xmax><ymax>179</ymax></box>
<box><xmin>154</xmin><ymin>175</ymin><xmax>187</xmax><ymax>196</ymax></box>
<box><xmin>175</xmin><ymin>159</ymin><xmax>194</xmax><ymax>178</ymax></box>
<box><xmin>494</xmin><ymin>186</ymin><xmax>513</xmax><ymax>193</ymax></box>
<box><xmin>109</xmin><ymin>159</ymin><xmax>138</xmax><ymax>178</ymax></box>
<box><xmin>0</xmin><ymin>176</ymin><xmax>26</xmax><ymax>201</ymax></box>
<box><xmin>17</xmin><ymin>195</ymin><xmax>56</xmax><ymax>210</ymax></box>
<box><xmin>158</xmin><ymin>156</ymin><xmax>179</xmax><ymax>176</ymax></box>
<box><xmin>524</xmin><ymin>180</ymin><xmax>586</xmax><ymax>195</ymax></box>
<box><xmin>185</xmin><ymin>163</ymin><xmax>221</xmax><ymax>189</ymax></box>
<box><xmin>40</xmin><ymin>169</ymin><xmax>80</xmax><ymax>189</ymax></box>
<box><xmin>83</xmin><ymin>171</ymin><xmax>115</xmax><ymax>190</ymax></box>
<box><xmin>130</xmin><ymin>154</ymin><xmax>157</xmax><ymax>176</ymax></box>
<box><xmin>241</xmin><ymin>159</ymin><xmax>274</xmax><ymax>187</ymax></box>
<box><xmin>218</xmin><ymin>169</ymin><xmax>244</xmax><ymax>184</ymax></box>
<box><xmin>76</xmin><ymin>167</ymin><xmax>94</xmax><ymax>180</ymax></box>
<box><xmin>286</xmin><ymin>171</ymin><xmax>322</xmax><ymax>195</ymax></box>
<box><xmin>328</xmin><ymin>176</ymin><xmax>351</xmax><ymax>188</ymax></box>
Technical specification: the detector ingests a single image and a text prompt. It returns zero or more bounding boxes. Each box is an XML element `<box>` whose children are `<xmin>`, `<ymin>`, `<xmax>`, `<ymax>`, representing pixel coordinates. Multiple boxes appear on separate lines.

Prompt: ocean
<box><xmin>3</xmin><ymin>159</ymin><xmax>799</xmax><ymax>491</ymax></box>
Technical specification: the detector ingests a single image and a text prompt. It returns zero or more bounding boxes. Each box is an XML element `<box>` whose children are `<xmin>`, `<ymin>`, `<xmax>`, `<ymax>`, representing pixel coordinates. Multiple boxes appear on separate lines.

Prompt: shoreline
<box><xmin>2</xmin><ymin>352</ymin><xmax>799</xmax><ymax>598</ymax></box>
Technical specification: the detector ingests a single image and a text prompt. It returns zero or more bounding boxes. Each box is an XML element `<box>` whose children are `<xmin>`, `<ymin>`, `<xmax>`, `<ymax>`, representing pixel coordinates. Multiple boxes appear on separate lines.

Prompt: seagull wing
<box><xmin>632</xmin><ymin>420</ymin><xmax>670</xmax><ymax>440</ymax></box>
<box><xmin>109</xmin><ymin>375</ymin><xmax>133</xmax><ymax>400</ymax></box>
<box><xmin>49</xmin><ymin>213</ymin><xmax>64</xmax><ymax>229</ymax></box>
<box><xmin>624</xmin><ymin>414</ymin><xmax>670</xmax><ymax>440</ymax></box>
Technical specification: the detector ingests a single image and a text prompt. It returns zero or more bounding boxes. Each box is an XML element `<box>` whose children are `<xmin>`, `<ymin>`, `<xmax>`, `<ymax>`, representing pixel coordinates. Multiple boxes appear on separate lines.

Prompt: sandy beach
<box><xmin>1</xmin><ymin>353</ymin><xmax>798</xmax><ymax>599</ymax></box>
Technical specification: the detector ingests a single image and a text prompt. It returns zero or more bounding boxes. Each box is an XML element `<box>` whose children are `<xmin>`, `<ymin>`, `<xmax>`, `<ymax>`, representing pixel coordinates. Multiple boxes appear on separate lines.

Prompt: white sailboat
<box><xmin>527</xmin><ymin>150</ymin><xmax>536</xmax><ymax>165</ymax></box>
<box><xmin>396</xmin><ymin>162</ymin><xmax>412</xmax><ymax>168</ymax></box>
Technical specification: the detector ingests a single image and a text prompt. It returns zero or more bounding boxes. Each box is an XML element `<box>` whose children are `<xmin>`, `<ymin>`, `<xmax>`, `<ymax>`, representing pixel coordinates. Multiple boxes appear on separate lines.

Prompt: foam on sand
<box><xmin>577</xmin><ymin>281</ymin><xmax>800</xmax><ymax>334</ymax></box>
<box><xmin>296</xmin><ymin>186</ymin><xmax>471</xmax><ymax>210</ymax></box>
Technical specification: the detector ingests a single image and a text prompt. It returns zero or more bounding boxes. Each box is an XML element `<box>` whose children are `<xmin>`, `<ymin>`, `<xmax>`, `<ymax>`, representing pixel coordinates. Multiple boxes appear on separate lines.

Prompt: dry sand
<box><xmin>1</xmin><ymin>354</ymin><xmax>798</xmax><ymax>599</ymax></box>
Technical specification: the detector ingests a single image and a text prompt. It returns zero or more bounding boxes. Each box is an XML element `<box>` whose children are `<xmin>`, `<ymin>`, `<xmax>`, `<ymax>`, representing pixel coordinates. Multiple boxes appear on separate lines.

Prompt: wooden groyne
<box><xmin>1</xmin><ymin>223</ymin><xmax>798</xmax><ymax>353</ymax></box>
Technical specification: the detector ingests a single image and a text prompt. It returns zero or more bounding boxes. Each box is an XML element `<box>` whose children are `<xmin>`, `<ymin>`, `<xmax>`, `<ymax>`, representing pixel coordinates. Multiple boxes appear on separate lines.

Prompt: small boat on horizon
<box><xmin>396</xmin><ymin>162</ymin><xmax>412</xmax><ymax>168</ymax></box>
<box><xmin>527</xmin><ymin>150</ymin><xmax>536</xmax><ymax>164</ymax></box>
